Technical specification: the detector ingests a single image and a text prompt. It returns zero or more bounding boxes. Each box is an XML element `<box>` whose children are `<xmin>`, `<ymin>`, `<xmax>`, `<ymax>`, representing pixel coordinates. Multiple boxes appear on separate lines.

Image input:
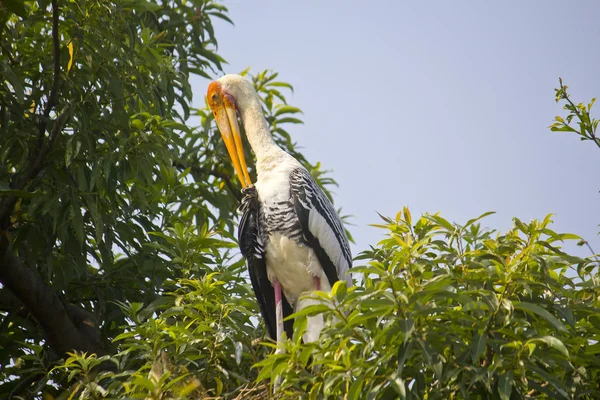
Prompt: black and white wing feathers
<box><xmin>289</xmin><ymin>168</ymin><xmax>352</xmax><ymax>287</ymax></box>
<box><xmin>238</xmin><ymin>188</ymin><xmax>293</xmax><ymax>339</ymax></box>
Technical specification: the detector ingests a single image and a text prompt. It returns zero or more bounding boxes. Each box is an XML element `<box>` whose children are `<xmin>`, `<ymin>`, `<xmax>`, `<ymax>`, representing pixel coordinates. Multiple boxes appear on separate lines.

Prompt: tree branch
<box><xmin>0</xmin><ymin>0</ymin><xmax>67</xmax><ymax>229</ymax></box>
<box><xmin>0</xmin><ymin>287</ymin><xmax>31</xmax><ymax>324</ymax></box>
<box><xmin>173</xmin><ymin>160</ymin><xmax>242</xmax><ymax>201</ymax></box>
<box><xmin>0</xmin><ymin>236</ymin><xmax>106</xmax><ymax>357</ymax></box>
<box><xmin>1</xmin><ymin>43</ymin><xmax>16</xmax><ymax>65</ymax></box>
<box><xmin>558</xmin><ymin>79</ymin><xmax>600</xmax><ymax>150</ymax></box>
<box><xmin>197</xmin><ymin>166</ymin><xmax>242</xmax><ymax>201</ymax></box>
<box><xmin>36</xmin><ymin>0</ymin><xmax>61</xmax><ymax>150</ymax></box>
<box><xmin>0</xmin><ymin>105</ymin><xmax>71</xmax><ymax>228</ymax></box>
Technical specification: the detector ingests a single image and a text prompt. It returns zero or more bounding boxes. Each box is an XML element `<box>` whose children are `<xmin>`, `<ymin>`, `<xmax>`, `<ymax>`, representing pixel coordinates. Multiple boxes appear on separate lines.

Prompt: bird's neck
<box><xmin>240</xmin><ymin>102</ymin><xmax>282</xmax><ymax>159</ymax></box>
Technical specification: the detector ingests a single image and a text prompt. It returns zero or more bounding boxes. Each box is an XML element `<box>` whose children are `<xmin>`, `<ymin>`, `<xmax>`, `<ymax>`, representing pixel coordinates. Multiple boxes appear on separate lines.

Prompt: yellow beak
<box><xmin>207</xmin><ymin>82</ymin><xmax>252</xmax><ymax>188</ymax></box>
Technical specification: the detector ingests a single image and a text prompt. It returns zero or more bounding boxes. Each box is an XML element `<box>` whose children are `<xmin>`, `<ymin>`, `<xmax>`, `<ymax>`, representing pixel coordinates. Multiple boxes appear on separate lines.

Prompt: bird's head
<box><xmin>207</xmin><ymin>74</ymin><xmax>254</xmax><ymax>188</ymax></box>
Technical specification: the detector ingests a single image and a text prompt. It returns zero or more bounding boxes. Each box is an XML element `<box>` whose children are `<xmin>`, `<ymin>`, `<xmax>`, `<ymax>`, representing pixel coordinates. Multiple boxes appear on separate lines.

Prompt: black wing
<box><xmin>289</xmin><ymin>168</ymin><xmax>352</xmax><ymax>287</ymax></box>
<box><xmin>238</xmin><ymin>188</ymin><xmax>293</xmax><ymax>339</ymax></box>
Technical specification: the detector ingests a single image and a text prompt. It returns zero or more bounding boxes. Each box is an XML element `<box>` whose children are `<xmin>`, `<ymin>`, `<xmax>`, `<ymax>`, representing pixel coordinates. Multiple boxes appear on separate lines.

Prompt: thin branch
<box><xmin>0</xmin><ymin>106</ymin><xmax>71</xmax><ymax>228</ymax></box>
<box><xmin>584</xmin><ymin>241</ymin><xmax>597</xmax><ymax>257</ymax></box>
<box><xmin>579</xmin><ymin>239</ymin><xmax>599</xmax><ymax>263</ymax></box>
<box><xmin>173</xmin><ymin>160</ymin><xmax>242</xmax><ymax>201</ymax></box>
<box><xmin>559</xmin><ymin>80</ymin><xmax>600</xmax><ymax>150</ymax></box>
<box><xmin>9</xmin><ymin>371</ymin><xmax>46</xmax><ymax>399</ymax></box>
<box><xmin>36</xmin><ymin>0</ymin><xmax>61</xmax><ymax>150</ymax></box>
<box><xmin>1</xmin><ymin>43</ymin><xmax>16</xmax><ymax>65</ymax></box>
<box><xmin>200</xmin><ymin>167</ymin><xmax>242</xmax><ymax>201</ymax></box>
<box><xmin>0</xmin><ymin>287</ymin><xmax>28</xmax><ymax>315</ymax></box>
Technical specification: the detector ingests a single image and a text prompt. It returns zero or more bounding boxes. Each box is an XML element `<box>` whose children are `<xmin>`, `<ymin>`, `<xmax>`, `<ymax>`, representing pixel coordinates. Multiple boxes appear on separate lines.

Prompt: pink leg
<box><xmin>273</xmin><ymin>280</ymin><xmax>284</xmax><ymax>391</ymax></box>
<box><xmin>274</xmin><ymin>280</ymin><xmax>283</xmax><ymax>345</ymax></box>
<box><xmin>314</xmin><ymin>276</ymin><xmax>321</xmax><ymax>291</ymax></box>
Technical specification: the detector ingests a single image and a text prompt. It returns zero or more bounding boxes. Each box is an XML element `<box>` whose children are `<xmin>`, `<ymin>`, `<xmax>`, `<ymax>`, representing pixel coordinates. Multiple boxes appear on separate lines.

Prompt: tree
<box><xmin>0</xmin><ymin>1</ymin><xmax>321</xmax><ymax>397</ymax></box>
<box><xmin>2</xmin><ymin>1</ymin><xmax>600</xmax><ymax>399</ymax></box>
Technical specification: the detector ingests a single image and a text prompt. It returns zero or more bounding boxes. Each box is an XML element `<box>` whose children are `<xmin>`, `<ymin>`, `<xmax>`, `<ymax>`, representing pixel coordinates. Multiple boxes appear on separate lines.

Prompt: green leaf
<box><xmin>399</xmin><ymin>319</ymin><xmax>414</xmax><ymax>342</ymax></box>
<box><xmin>464</xmin><ymin>211</ymin><xmax>495</xmax><ymax>229</ymax></box>
<box><xmin>397</xmin><ymin>340</ymin><xmax>413</xmax><ymax>376</ymax></box>
<box><xmin>550</xmin><ymin>125</ymin><xmax>576</xmax><ymax>132</ymax></box>
<box><xmin>275</xmin><ymin>117</ymin><xmax>304</xmax><ymax>125</ymax></box>
<box><xmin>498</xmin><ymin>372</ymin><xmax>513</xmax><ymax>400</ymax></box>
<box><xmin>286</xmin><ymin>304</ymin><xmax>331</xmax><ymax>320</ymax></box>
<box><xmin>273</xmin><ymin>105</ymin><xmax>302</xmax><ymax>117</ymax></box>
<box><xmin>426</xmin><ymin>214</ymin><xmax>454</xmax><ymax>231</ymax></box>
<box><xmin>527</xmin><ymin>336</ymin><xmax>569</xmax><ymax>358</ymax></box>
<box><xmin>421</xmin><ymin>274</ymin><xmax>454</xmax><ymax>292</ymax></box>
<box><xmin>352</xmin><ymin>265</ymin><xmax>386</xmax><ymax>276</ymax></box>
<box><xmin>347</xmin><ymin>379</ymin><xmax>364</xmax><ymax>400</ymax></box>
<box><xmin>389</xmin><ymin>372</ymin><xmax>406</xmax><ymax>399</ymax></box>
<box><xmin>269</xmin><ymin>81</ymin><xmax>294</xmax><ymax>92</ymax></box>
<box><xmin>513</xmin><ymin>301</ymin><xmax>568</xmax><ymax>333</ymax></box>
<box><xmin>70</xmin><ymin>201</ymin><xmax>84</xmax><ymax>244</ymax></box>
<box><xmin>403</xmin><ymin>206</ymin><xmax>412</xmax><ymax>226</ymax></box>
<box><xmin>293</xmin><ymin>316</ymin><xmax>308</xmax><ymax>344</ymax></box>
<box><xmin>131</xmin><ymin>119</ymin><xmax>144</xmax><ymax>130</ymax></box>
<box><xmin>528</xmin><ymin>364</ymin><xmax>570</xmax><ymax>399</ymax></box>
<box><xmin>3</xmin><ymin>64</ymin><xmax>24</xmax><ymax>104</ymax></box>
<box><xmin>331</xmin><ymin>280</ymin><xmax>347</xmax><ymax>301</ymax></box>
<box><xmin>470</xmin><ymin>331</ymin><xmax>487</xmax><ymax>363</ymax></box>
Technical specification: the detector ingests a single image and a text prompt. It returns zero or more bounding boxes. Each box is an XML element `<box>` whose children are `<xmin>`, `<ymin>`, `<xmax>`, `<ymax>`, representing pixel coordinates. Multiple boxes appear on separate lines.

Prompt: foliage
<box><xmin>0</xmin><ymin>1</ymin><xmax>327</xmax><ymax>398</ymax></box>
<box><xmin>42</xmin><ymin>211</ymin><xmax>600</xmax><ymax>399</ymax></box>
<box><xmin>551</xmin><ymin>78</ymin><xmax>599</xmax><ymax>150</ymax></box>
<box><xmin>258</xmin><ymin>211</ymin><xmax>600</xmax><ymax>399</ymax></box>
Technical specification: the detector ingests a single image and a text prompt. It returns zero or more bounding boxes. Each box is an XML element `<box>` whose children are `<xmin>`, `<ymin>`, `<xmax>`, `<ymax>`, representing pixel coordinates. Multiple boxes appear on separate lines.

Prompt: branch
<box><xmin>1</xmin><ymin>43</ymin><xmax>16</xmax><ymax>65</ymax></box>
<box><xmin>0</xmin><ymin>287</ymin><xmax>25</xmax><ymax>312</ymax></box>
<box><xmin>173</xmin><ymin>160</ymin><xmax>242</xmax><ymax>201</ymax></box>
<box><xmin>36</xmin><ymin>0</ymin><xmax>61</xmax><ymax>149</ymax></box>
<box><xmin>9</xmin><ymin>371</ymin><xmax>46</xmax><ymax>400</ymax></box>
<box><xmin>558</xmin><ymin>79</ymin><xmax>600</xmax><ymax>150</ymax></box>
<box><xmin>0</xmin><ymin>0</ymin><xmax>68</xmax><ymax>229</ymax></box>
<box><xmin>198</xmin><ymin>166</ymin><xmax>242</xmax><ymax>201</ymax></box>
<box><xmin>0</xmin><ymin>105</ymin><xmax>71</xmax><ymax>228</ymax></box>
<box><xmin>0</xmin><ymin>236</ymin><xmax>106</xmax><ymax>357</ymax></box>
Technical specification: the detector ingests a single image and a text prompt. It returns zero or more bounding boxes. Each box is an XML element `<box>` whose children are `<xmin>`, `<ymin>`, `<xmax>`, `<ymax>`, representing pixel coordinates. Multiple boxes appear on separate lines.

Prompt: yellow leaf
<box><xmin>67</xmin><ymin>41</ymin><xmax>74</xmax><ymax>72</ymax></box>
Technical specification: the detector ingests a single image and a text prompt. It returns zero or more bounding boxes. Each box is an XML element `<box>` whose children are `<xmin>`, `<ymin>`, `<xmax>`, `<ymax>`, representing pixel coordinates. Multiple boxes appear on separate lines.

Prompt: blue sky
<box><xmin>192</xmin><ymin>1</ymin><xmax>600</xmax><ymax>257</ymax></box>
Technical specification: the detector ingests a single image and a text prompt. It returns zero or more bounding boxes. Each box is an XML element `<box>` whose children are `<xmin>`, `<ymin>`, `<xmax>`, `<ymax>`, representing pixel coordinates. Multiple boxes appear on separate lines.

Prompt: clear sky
<box><xmin>191</xmin><ymin>1</ymin><xmax>600</xmax><ymax>257</ymax></box>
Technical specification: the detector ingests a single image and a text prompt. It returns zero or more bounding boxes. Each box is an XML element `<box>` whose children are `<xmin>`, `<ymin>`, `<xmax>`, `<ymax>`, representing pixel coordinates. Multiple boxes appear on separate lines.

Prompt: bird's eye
<box><xmin>211</xmin><ymin>93</ymin><xmax>218</xmax><ymax>101</ymax></box>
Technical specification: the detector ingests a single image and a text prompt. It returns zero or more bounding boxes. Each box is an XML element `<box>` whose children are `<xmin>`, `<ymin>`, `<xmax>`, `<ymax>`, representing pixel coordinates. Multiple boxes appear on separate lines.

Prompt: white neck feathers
<box><xmin>238</xmin><ymin>95</ymin><xmax>281</xmax><ymax>160</ymax></box>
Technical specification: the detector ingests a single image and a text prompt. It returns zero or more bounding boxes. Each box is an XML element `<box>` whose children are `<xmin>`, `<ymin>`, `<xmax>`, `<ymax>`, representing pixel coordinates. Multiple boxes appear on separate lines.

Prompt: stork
<box><xmin>207</xmin><ymin>75</ymin><xmax>352</xmax><ymax>347</ymax></box>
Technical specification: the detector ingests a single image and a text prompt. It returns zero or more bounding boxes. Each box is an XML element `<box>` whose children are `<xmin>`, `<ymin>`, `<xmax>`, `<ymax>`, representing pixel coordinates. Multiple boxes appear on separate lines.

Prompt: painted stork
<box><xmin>207</xmin><ymin>75</ymin><xmax>352</xmax><ymax>346</ymax></box>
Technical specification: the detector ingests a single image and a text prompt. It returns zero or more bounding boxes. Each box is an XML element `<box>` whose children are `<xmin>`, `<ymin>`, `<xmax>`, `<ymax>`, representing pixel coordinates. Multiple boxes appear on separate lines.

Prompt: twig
<box><xmin>1</xmin><ymin>43</ymin><xmax>16</xmax><ymax>65</ymax></box>
<box><xmin>559</xmin><ymin>80</ymin><xmax>600</xmax><ymax>150</ymax></box>
<box><xmin>579</xmin><ymin>239</ymin><xmax>599</xmax><ymax>264</ymax></box>
<box><xmin>9</xmin><ymin>371</ymin><xmax>46</xmax><ymax>399</ymax></box>
<box><xmin>584</xmin><ymin>240</ymin><xmax>597</xmax><ymax>257</ymax></box>
<box><xmin>173</xmin><ymin>160</ymin><xmax>242</xmax><ymax>201</ymax></box>
<box><xmin>36</xmin><ymin>0</ymin><xmax>61</xmax><ymax>150</ymax></box>
<box><xmin>202</xmin><ymin>167</ymin><xmax>242</xmax><ymax>201</ymax></box>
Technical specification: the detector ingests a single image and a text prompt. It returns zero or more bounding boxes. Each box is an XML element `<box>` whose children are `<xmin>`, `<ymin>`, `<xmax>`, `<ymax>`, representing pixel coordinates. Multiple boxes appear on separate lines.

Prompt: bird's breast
<box><xmin>265</xmin><ymin>233</ymin><xmax>329</xmax><ymax>307</ymax></box>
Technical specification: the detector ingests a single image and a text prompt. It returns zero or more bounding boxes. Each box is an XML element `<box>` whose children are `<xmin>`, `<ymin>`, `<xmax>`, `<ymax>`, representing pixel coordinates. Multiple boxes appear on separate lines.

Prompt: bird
<box><xmin>206</xmin><ymin>74</ymin><xmax>352</xmax><ymax>347</ymax></box>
